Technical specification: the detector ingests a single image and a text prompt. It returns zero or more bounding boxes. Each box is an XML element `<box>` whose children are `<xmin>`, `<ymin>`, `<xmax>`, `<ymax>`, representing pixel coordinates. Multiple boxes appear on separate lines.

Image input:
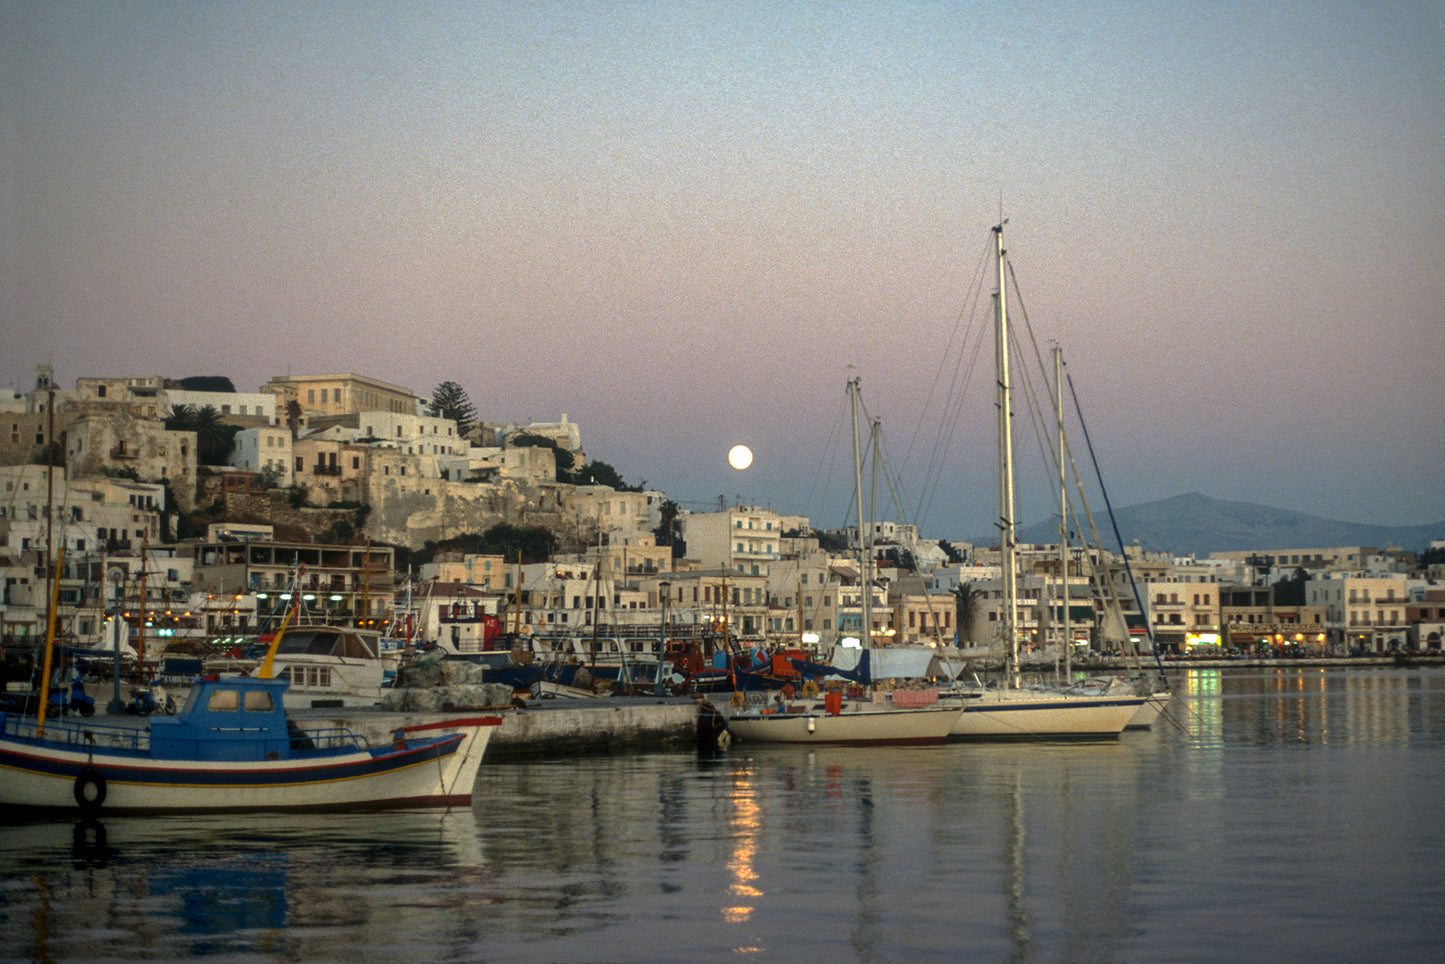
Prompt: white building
<box><xmin>681</xmin><ymin>505</ymin><xmax>784</xmax><ymax>578</ymax></box>
<box><xmin>232</xmin><ymin>425</ymin><xmax>294</xmax><ymax>485</ymax></box>
<box><xmin>162</xmin><ymin>389</ymin><xmax>277</xmax><ymax>424</ymax></box>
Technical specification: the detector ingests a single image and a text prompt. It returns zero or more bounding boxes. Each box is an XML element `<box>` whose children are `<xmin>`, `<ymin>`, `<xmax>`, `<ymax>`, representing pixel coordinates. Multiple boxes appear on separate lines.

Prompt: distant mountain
<box><xmin>1014</xmin><ymin>492</ymin><xmax>1445</xmax><ymax>558</ymax></box>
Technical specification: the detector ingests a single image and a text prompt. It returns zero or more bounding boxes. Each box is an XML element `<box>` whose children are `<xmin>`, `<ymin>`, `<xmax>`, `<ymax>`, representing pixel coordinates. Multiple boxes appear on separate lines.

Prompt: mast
<box><xmin>993</xmin><ymin>222</ymin><xmax>1020</xmax><ymax>689</ymax></box>
<box><xmin>43</xmin><ymin>384</ymin><xmax>54</xmax><ymax>641</ymax></box>
<box><xmin>137</xmin><ymin>528</ymin><xmax>149</xmax><ymax>672</ymax></box>
<box><xmin>848</xmin><ymin>377</ymin><xmax>872</xmax><ymax>650</ymax></box>
<box><xmin>1055</xmin><ymin>345</ymin><xmax>1072</xmax><ymax>679</ymax></box>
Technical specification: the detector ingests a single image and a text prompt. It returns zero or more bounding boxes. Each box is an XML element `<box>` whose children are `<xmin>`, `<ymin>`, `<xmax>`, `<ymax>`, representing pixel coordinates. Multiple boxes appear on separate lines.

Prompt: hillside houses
<box><xmin>1</xmin><ymin>363</ymin><xmax>1442</xmax><ymax>662</ymax></box>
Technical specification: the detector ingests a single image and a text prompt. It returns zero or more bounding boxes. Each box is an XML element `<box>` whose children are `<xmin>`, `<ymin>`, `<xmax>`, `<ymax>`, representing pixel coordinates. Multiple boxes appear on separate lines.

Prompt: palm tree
<box><xmin>165</xmin><ymin>404</ymin><xmax>237</xmax><ymax>465</ymax></box>
<box><xmin>284</xmin><ymin>399</ymin><xmax>303</xmax><ymax>440</ymax></box>
<box><xmin>952</xmin><ymin>582</ymin><xmax>982</xmax><ymax>646</ymax></box>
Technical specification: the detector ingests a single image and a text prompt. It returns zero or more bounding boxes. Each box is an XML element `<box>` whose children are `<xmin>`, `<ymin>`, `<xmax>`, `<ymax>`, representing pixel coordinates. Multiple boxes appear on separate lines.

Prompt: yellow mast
<box><xmin>36</xmin><ymin>549</ymin><xmax>64</xmax><ymax>737</ymax></box>
<box><xmin>257</xmin><ymin>567</ymin><xmax>300</xmax><ymax>679</ymax></box>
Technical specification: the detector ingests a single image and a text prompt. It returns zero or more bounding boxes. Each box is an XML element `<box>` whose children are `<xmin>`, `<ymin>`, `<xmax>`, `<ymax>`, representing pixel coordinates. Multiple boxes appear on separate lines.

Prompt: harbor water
<box><xmin>3</xmin><ymin>665</ymin><xmax>1444</xmax><ymax>963</ymax></box>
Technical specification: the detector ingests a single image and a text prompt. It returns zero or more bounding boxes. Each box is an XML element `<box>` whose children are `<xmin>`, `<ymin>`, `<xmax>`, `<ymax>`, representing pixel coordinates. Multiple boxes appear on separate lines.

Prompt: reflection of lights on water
<box><xmin>725</xmin><ymin>781</ymin><xmax>764</xmax><ymax>924</ymax></box>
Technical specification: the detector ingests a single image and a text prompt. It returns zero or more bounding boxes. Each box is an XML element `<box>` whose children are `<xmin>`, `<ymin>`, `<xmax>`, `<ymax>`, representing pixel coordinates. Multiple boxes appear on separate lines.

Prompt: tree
<box><xmin>952</xmin><ymin>582</ymin><xmax>982</xmax><ymax>645</ymax></box>
<box><xmin>1273</xmin><ymin>567</ymin><xmax>1309</xmax><ymax>607</ymax></box>
<box><xmin>510</xmin><ymin>433</ymin><xmax>575</xmax><ymax>473</ymax></box>
<box><xmin>572</xmin><ymin>459</ymin><xmax>632</xmax><ymax>490</ymax></box>
<box><xmin>428</xmin><ymin>381</ymin><xmax>478</xmax><ymax>436</ymax></box>
<box><xmin>412</xmin><ymin>524</ymin><xmax>559</xmax><ymax>568</ymax></box>
<box><xmin>175</xmin><ymin>375</ymin><xmax>236</xmax><ymax>393</ymax></box>
<box><xmin>165</xmin><ymin>404</ymin><xmax>239</xmax><ymax>465</ymax></box>
<box><xmin>653</xmin><ymin>499</ymin><xmax>683</xmax><ymax>554</ymax></box>
<box><xmin>284</xmin><ymin>399</ymin><xmax>303</xmax><ymax>440</ymax></box>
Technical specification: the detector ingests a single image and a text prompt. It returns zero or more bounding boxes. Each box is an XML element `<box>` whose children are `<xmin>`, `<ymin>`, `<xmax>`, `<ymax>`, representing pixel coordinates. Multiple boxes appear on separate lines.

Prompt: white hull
<box><xmin>725</xmin><ymin>703</ymin><xmax>962</xmax><ymax>745</ymax></box>
<box><xmin>1126</xmin><ymin>692</ymin><xmax>1171</xmax><ymax>729</ymax></box>
<box><xmin>949</xmin><ymin>690</ymin><xmax>1146</xmax><ymax>740</ymax></box>
<box><xmin>0</xmin><ymin>715</ymin><xmax>497</xmax><ymax>813</ymax></box>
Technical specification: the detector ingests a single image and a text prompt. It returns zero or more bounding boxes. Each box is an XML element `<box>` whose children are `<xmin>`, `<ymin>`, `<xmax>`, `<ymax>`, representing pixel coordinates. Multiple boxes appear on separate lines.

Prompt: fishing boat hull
<box><xmin>725</xmin><ymin>704</ymin><xmax>962</xmax><ymax>746</ymax></box>
<box><xmin>0</xmin><ymin>680</ymin><xmax>501</xmax><ymax>814</ymax></box>
<box><xmin>948</xmin><ymin>690</ymin><xmax>1146</xmax><ymax>740</ymax></box>
<box><xmin>0</xmin><ymin>720</ymin><xmax>496</xmax><ymax>813</ymax></box>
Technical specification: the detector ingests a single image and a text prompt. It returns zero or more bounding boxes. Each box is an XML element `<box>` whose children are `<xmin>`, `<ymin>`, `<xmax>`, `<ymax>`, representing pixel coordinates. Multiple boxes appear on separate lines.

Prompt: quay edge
<box><xmin>294</xmin><ymin>697</ymin><xmax>710</xmax><ymax>762</ymax></box>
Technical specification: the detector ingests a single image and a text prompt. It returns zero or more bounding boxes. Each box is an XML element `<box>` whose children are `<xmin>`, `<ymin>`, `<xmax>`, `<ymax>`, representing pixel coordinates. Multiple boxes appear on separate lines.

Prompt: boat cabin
<box><xmin>148</xmin><ymin>676</ymin><xmax>343</xmax><ymax>763</ymax></box>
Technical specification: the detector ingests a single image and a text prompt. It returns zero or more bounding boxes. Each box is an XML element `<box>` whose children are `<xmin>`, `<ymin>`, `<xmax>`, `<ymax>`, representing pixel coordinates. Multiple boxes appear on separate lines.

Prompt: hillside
<box><xmin>1015</xmin><ymin>492</ymin><xmax>1445</xmax><ymax>558</ymax></box>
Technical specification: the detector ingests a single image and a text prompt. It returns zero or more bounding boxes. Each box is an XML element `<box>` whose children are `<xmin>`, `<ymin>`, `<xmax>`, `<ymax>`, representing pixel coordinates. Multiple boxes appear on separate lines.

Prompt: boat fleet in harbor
<box><xmin>1</xmin><ymin>222</ymin><xmax>1179</xmax><ymax>811</ymax></box>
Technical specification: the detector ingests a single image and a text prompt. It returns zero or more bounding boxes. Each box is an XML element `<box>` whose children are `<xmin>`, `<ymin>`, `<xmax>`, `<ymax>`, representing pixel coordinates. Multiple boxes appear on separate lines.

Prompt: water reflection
<box><xmin>1178</xmin><ymin>665</ymin><xmax>1445</xmax><ymax>748</ymax></box>
<box><xmin>2</xmin><ymin>667</ymin><xmax>1443</xmax><ymax>962</ymax></box>
<box><xmin>0</xmin><ymin>809</ymin><xmax>498</xmax><ymax>963</ymax></box>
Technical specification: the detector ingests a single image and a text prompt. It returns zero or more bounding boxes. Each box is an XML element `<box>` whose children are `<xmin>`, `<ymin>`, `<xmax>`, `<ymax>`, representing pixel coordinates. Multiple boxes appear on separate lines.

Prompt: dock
<box><xmin>295</xmin><ymin>696</ymin><xmax>713</xmax><ymax>762</ymax></box>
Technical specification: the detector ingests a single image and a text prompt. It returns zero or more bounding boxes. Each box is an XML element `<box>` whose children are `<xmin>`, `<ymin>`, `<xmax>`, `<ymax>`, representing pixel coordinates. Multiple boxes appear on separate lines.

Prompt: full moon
<box><xmin>728</xmin><ymin>444</ymin><xmax>753</xmax><ymax>470</ymax></box>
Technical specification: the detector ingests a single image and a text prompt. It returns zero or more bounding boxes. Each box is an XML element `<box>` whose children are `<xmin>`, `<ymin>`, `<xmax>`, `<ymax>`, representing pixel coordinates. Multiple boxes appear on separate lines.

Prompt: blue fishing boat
<box><xmin>0</xmin><ymin>675</ymin><xmax>500</xmax><ymax>813</ymax></box>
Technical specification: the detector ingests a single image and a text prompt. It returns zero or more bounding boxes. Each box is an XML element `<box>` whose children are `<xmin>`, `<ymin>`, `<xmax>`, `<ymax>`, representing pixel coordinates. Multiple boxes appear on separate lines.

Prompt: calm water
<box><xmin>4</xmin><ymin>666</ymin><xmax>1445</xmax><ymax>963</ymax></box>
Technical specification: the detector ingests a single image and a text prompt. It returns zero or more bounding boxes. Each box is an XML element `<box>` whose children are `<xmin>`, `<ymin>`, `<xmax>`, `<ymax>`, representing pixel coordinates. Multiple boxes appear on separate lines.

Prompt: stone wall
<box><xmin>197</xmin><ymin>476</ymin><xmax>359</xmax><ymax>543</ymax></box>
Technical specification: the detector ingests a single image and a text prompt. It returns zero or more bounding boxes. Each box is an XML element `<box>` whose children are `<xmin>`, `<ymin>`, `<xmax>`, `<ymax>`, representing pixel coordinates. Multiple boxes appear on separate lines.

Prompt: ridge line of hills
<box><xmin>1001</xmin><ymin>492</ymin><xmax>1444</xmax><ymax>559</ymax></box>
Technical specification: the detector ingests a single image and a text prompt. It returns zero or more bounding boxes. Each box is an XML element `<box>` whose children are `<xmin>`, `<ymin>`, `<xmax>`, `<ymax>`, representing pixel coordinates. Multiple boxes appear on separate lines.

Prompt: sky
<box><xmin>3</xmin><ymin>0</ymin><xmax>1443</xmax><ymax>542</ymax></box>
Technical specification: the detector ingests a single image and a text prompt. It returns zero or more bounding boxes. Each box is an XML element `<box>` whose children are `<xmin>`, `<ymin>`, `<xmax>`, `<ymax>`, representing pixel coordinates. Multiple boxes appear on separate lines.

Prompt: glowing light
<box><xmin>727</xmin><ymin>444</ymin><xmax>753</xmax><ymax>470</ymax></box>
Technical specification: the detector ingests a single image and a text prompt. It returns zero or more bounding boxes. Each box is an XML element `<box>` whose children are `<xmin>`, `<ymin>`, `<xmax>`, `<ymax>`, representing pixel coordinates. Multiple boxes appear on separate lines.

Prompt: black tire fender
<box><xmin>74</xmin><ymin>768</ymin><xmax>107</xmax><ymax>810</ymax></box>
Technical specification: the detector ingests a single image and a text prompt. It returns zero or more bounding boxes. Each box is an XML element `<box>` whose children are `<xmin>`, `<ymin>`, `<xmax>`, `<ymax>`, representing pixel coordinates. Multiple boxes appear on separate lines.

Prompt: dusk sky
<box><xmin>4</xmin><ymin>1</ymin><xmax>1442</xmax><ymax>542</ymax></box>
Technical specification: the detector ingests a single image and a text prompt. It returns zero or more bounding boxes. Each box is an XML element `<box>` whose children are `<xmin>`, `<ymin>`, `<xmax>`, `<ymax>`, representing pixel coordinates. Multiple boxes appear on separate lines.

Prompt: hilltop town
<box><xmin>4</xmin><ymin>365</ymin><xmax>1443</xmax><ymax>663</ymax></box>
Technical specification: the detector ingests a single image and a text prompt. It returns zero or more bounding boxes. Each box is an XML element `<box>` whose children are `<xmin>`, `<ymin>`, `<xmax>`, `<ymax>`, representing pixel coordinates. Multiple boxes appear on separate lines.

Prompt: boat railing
<box><xmin>286</xmin><ymin>724</ymin><xmax>370</xmax><ymax>753</ymax></box>
<box><xmin>0</xmin><ymin>712</ymin><xmax>149</xmax><ymax>754</ymax></box>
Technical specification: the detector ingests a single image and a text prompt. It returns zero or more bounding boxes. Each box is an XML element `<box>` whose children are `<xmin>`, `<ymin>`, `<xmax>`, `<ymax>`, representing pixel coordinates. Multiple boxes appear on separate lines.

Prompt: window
<box><xmin>207</xmin><ymin>690</ymin><xmax>240</xmax><ymax>712</ymax></box>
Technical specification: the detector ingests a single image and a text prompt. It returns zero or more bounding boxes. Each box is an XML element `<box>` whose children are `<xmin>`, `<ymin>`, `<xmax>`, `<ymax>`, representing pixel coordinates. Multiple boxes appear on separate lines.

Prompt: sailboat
<box><xmin>947</xmin><ymin>222</ymin><xmax>1146</xmax><ymax>741</ymax></box>
<box><xmin>723</xmin><ymin>377</ymin><xmax>963</xmax><ymax>745</ymax></box>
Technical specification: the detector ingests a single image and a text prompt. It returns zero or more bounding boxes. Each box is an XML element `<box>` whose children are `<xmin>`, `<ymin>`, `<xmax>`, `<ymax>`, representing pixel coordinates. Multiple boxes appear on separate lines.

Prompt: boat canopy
<box><xmin>277</xmin><ymin>628</ymin><xmax>378</xmax><ymax>659</ymax></box>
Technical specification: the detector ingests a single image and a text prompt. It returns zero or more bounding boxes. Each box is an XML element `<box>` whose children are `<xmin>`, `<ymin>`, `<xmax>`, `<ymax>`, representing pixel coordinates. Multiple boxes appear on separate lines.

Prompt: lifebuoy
<box><xmin>74</xmin><ymin>768</ymin><xmax>106</xmax><ymax>810</ymax></box>
<box><xmin>802</xmin><ymin>680</ymin><xmax>820</xmax><ymax>698</ymax></box>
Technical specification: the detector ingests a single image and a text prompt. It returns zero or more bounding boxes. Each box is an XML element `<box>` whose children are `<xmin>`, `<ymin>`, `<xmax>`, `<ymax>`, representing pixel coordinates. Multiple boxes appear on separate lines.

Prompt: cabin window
<box><xmin>245</xmin><ymin>690</ymin><xmax>274</xmax><ymax>712</ymax></box>
<box><xmin>208</xmin><ymin>690</ymin><xmax>240</xmax><ymax>712</ymax></box>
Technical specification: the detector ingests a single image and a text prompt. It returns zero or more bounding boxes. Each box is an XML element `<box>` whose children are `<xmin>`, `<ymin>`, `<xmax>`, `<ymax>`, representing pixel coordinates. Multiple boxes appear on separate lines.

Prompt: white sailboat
<box><xmin>724</xmin><ymin>377</ymin><xmax>962</xmax><ymax>745</ymax></box>
<box><xmin>948</xmin><ymin>222</ymin><xmax>1145</xmax><ymax>741</ymax></box>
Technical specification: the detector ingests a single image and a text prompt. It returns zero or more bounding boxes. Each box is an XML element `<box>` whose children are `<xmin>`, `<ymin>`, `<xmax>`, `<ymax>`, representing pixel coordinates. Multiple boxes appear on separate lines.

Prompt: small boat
<box><xmin>723</xmin><ymin>380</ymin><xmax>965</xmax><ymax>746</ymax></box>
<box><xmin>724</xmin><ymin>689</ymin><xmax>963</xmax><ymax>746</ymax></box>
<box><xmin>0</xmin><ymin>674</ymin><xmax>500</xmax><ymax>813</ymax></box>
<box><xmin>946</xmin><ymin>683</ymin><xmax>1145</xmax><ymax>740</ymax></box>
<box><xmin>205</xmin><ymin>624</ymin><xmax>389</xmax><ymax>709</ymax></box>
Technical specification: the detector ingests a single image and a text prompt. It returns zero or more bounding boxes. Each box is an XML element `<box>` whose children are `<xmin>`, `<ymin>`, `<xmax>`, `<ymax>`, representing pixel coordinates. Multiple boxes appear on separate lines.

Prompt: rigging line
<box><xmin>1010</xmin><ymin>306</ymin><xmax>1148</xmax><ymax>669</ymax></box>
<box><xmin>855</xmin><ymin>399</ymin><xmax>920</xmax><ymax>550</ymax></box>
<box><xmin>1053</xmin><ymin>374</ymin><xmax>1146</xmax><ymax>667</ymax></box>
<box><xmin>800</xmin><ymin>384</ymin><xmax>851</xmax><ymax>530</ymax></box>
<box><xmin>1000</xmin><ymin>255</ymin><xmax>1066</xmax><ymax>536</ymax></box>
<box><xmin>910</xmin><ymin>232</ymin><xmax>995</xmax><ymax>529</ymax></box>
<box><xmin>903</xmin><ymin>228</ymin><xmax>992</xmax><ymax>474</ymax></box>
<box><xmin>1066</xmin><ymin>370</ymin><xmax>1168</xmax><ymax>681</ymax></box>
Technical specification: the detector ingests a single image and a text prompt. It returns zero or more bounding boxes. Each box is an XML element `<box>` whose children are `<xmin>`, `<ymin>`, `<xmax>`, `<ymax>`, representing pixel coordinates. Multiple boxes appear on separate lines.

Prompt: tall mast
<box><xmin>1055</xmin><ymin>345</ymin><xmax>1071</xmax><ymax>678</ymax></box>
<box><xmin>993</xmin><ymin>222</ymin><xmax>1019</xmax><ymax>688</ymax></box>
<box><xmin>848</xmin><ymin>377</ymin><xmax>872</xmax><ymax>649</ymax></box>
